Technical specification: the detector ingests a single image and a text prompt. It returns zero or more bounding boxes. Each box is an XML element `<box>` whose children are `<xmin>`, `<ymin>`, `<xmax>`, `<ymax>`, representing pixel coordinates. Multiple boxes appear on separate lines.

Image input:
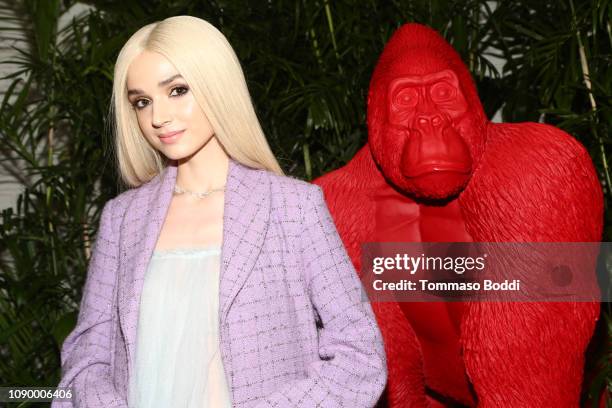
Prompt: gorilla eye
<box><xmin>394</xmin><ymin>87</ymin><xmax>419</xmax><ymax>107</ymax></box>
<box><xmin>430</xmin><ymin>82</ymin><xmax>456</xmax><ymax>102</ymax></box>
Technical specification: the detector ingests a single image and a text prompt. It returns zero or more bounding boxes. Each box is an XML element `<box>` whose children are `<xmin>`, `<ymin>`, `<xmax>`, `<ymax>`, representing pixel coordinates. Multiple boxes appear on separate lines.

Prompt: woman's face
<box><xmin>126</xmin><ymin>50</ymin><xmax>215</xmax><ymax>160</ymax></box>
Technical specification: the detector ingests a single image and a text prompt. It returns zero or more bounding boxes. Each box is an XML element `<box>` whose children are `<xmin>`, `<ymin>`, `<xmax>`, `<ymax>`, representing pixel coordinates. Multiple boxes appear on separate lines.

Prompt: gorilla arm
<box><xmin>458</xmin><ymin>122</ymin><xmax>603</xmax><ymax>407</ymax></box>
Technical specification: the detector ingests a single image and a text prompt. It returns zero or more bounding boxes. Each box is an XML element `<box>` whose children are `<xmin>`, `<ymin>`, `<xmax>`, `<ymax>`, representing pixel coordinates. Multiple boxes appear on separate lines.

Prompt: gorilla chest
<box><xmin>372</xmin><ymin>188</ymin><xmax>474</xmax><ymax>399</ymax></box>
<box><xmin>371</xmin><ymin>186</ymin><xmax>473</xmax><ymax>242</ymax></box>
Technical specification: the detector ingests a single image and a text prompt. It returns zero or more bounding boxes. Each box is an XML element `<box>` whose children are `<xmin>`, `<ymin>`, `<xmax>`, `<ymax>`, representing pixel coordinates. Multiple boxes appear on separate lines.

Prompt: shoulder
<box><xmin>462</xmin><ymin>123</ymin><xmax>604</xmax><ymax>240</ymax></box>
<box><xmin>481</xmin><ymin>122</ymin><xmax>599</xmax><ymax>193</ymax></box>
<box><xmin>261</xmin><ymin>170</ymin><xmax>325</xmax><ymax>225</ymax></box>
<box><xmin>98</xmin><ymin>189</ymin><xmax>133</xmax><ymax>237</ymax></box>
<box><xmin>489</xmin><ymin>122</ymin><xmax>591</xmax><ymax>165</ymax></box>
<box><xmin>101</xmin><ymin>173</ymin><xmax>159</xmax><ymax>234</ymax></box>
<box><xmin>266</xmin><ymin>170</ymin><xmax>320</xmax><ymax>197</ymax></box>
<box><xmin>478</xmin><ymin>122</ymin><xmax>602</xmax><ymax>207</ymax></box>
<box><xmin>109</xmin><ymin>188</ymin><xmax>138</xmax><ymax>211</ymax></box>
<box><xmin>232</xmin><ymin>160</ymin><xmax>320</xmax><ymax>201</ymax></box>
<box><xmin>105</xmin><ymin>186</ymin><xmax>140</xmax><ymax>224</ymax></box>
<box><xmin>107</xmin><ymin>168</ymin><xmax>167</xmax><ymax>217</ymax></box>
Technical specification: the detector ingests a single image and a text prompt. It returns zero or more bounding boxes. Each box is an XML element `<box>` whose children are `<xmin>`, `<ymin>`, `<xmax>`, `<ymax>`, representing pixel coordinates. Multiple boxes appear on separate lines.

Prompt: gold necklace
<box><xmin>173</xmin><ymin>184</ymin><xmax>225</xmax><ymax>199</ymax></box>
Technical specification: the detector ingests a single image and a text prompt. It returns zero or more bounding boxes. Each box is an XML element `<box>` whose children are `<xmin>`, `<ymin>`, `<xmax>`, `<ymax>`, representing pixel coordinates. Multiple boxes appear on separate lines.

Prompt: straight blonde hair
<box><xmin>110</xmin><ymin>15</ymin><xmax>284</xmax><ymax>187</ymax></box>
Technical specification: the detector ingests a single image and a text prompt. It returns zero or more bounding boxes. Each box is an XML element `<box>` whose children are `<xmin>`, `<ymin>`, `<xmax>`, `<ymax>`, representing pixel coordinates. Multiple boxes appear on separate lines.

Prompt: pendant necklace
<box><xmin>173</xmin><ymin>184</ymin><xmax>225</xmax><ymax>199</ymax></box>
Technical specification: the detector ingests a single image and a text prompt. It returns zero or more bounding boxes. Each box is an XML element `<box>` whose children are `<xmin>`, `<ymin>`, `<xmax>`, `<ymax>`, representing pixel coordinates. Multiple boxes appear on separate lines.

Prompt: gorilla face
<box><xmin>381</xmin><ymin>69</ymin><xmax>474</xmax><ymax>199</ymax></box>
<box><xmin>367</xmin><ymin>24</ymin><xmax>488</xmax><ymax>202</ymax></box>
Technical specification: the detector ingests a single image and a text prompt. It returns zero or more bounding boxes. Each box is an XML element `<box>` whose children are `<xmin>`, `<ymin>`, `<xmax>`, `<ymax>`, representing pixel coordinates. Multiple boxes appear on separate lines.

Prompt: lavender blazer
<box><xmin>52</xmin><ymin>159</ymin><xmax>387</xmax><ymax>407</ymax></box>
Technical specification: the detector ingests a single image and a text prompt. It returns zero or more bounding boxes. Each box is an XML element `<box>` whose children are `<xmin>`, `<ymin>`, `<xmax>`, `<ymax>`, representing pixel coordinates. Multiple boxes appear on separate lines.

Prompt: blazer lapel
<box><xmin>219</xmin><ymin>160</ymin><xmax>271</xmax><ymax>322</ymax></box>
<box><xmin>117</xmin><ymin>158</ymin><xmax>271</xmax><ymax>381</ymax></box>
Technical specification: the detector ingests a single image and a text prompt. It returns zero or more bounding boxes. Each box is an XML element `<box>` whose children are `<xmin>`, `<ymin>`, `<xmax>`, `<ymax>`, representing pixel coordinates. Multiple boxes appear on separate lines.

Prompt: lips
<box><xmin>404</xmin><ymin>161</ymin><xmax>471</xmax><ymax>177</ymax></box>
<box><xmin>158</xmin><ymin>129</ymin><xmax>185</xmax><ymax>144</ymax></box>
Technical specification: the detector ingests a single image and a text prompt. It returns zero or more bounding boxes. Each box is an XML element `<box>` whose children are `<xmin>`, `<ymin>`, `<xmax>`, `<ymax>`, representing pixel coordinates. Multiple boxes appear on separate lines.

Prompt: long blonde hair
<box><xmin>110</xmin><ymin>15</ymin><xmax>284</xmax><ymax>187</ymax></box>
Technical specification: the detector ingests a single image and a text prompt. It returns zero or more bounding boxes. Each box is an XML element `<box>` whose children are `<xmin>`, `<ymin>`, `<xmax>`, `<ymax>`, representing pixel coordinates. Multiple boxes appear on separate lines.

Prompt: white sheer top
<box><xmin>127</xmin><ymin>246</ymin><xmax>232</xmax><ymax>408</ymax></box>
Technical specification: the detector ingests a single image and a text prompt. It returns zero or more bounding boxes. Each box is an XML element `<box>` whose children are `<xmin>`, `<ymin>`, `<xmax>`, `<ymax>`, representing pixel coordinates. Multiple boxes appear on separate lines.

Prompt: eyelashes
<box><xmin>131</xmin><ymin>85</ymin><xmax>190</xmax><ymax>110</ymax></box>
<box><xmin>132</xmin><ymin>99</ymin><xmax>147</xmax><ymax>110</ymax></box>
<box><xmin>170</xmin><ymin>85</ymin><xmax>189</xmax><ymax>97</ymax></box>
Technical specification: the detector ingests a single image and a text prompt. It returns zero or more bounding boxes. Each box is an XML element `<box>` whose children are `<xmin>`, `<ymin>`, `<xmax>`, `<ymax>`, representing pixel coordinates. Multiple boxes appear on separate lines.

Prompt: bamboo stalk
<box><xmin>323</xmin><ymin>0</ymin><xmax>343</xmax><ymax>75</ymax></box>
<box><xmin>309</xmin><ymin>27</ymin><xmax>323</xmax><ymax>67</ymax></box>
<box><xmin>46</xmin><ymin>124</ymin><xmax>60</xmax><ymax>275</ymax></box>
<box><xmin>570</xmin><ymin>0</ymin><xmax>611</xmax><ymax>200</ymax></box>
<box><xmin>303</xmin><ymin>142</ymin><xmax>312</xmax><ymax>180</ymax></box>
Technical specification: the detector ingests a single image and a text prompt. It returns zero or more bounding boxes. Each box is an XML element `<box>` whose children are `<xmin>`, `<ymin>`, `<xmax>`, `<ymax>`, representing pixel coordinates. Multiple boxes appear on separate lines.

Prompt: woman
<box><xmin>52</xmin><ymin>15</ymin><xmax>387</xmax><ymax>408</ymax></box>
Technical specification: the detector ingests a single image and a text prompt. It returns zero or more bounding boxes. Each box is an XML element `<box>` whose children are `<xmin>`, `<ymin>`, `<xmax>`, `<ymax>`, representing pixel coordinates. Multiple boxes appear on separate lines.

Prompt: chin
<box><xmin>157</xmin><ymin>145</ymin><xmax>196</xmax><ymax>161</ymax></box>
<box><xmin>392</xmin><ymin>171</ymin><xmax>470</xmax><ymax>202</ymax></box>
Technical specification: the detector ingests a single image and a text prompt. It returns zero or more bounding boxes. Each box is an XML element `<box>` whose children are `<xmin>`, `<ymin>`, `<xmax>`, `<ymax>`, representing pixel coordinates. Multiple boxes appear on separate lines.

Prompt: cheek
<box><xmin>374</xmin><ymin>124</ymin><xmax>410</xmax><ymax>171</ymax></box>
<box><xmin>369</xmin><ymin>101</ymin><xmax>409</xmax><ymax>153</ymax></box>
<box><xmin>178</xmin><ymin>97</ymin><xmax>213</xmax><ymax>133</ymax></box>
<box><xmin>383</xmin><ymin>124</ymin><xmax>409</xmax><ymax>147</ymax></box>
<box><xmin>174</xmin><ymin>96</ymin><xmax>197</xmax><ymax>121</ymax></box>
<box><xmin>388</xmin><ymin>107</ymin><xmax>416</xmax><ymax>127</ymax></box>
<box><xmin>134</xmin><ymin>111</ymin><xmax>154</xmax><ymax>139</ymax></box>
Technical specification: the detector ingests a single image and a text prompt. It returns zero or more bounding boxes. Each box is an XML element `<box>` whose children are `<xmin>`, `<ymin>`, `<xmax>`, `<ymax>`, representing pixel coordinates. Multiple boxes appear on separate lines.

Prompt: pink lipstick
<box><xmin>158</xmin><ymin>129</ymin><xmax>185</xmax><ymax>144</ymax></box>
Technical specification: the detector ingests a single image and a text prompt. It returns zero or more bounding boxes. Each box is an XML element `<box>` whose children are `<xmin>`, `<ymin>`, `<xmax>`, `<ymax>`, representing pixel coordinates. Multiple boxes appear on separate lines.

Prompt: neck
<box><xmin>175</xmin><ymin>136</ymin><xmax>230</xmax><ymax>191</ymax></box>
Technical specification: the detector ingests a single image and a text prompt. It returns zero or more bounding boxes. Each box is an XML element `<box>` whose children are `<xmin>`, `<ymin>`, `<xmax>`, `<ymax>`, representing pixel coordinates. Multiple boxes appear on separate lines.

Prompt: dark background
<box><xmin>0</xmin><ymin>0</ymin><xmax>609</xmax><ymax>406</ymax></box>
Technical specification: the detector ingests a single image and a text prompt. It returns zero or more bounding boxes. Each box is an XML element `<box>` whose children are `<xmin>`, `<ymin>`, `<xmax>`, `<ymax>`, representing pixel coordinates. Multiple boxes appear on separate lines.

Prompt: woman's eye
<box><xmin>133</xmin><ymin>99</ymin><xmax>149</xmax><ymax>110</ymax></box>
<box><xmin>170</xmin><ymin>86</ymin><xmax>189</xmax><ymax>97</ymax></box>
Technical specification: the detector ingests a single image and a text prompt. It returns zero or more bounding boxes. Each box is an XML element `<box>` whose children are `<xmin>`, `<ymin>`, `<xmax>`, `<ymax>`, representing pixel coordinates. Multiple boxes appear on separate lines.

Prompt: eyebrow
<box><xmin>388</xmin><ymin>70</ymin><xmax>456</xmax><ymax>91</ymax></box>
<box><xmin>127</xmin><ymin>74</ymin><xmax>184</xmax><ymax>96</ymax></box>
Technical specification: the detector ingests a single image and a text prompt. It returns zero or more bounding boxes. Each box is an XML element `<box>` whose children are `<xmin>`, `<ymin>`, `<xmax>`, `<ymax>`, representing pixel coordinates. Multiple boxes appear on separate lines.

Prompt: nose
<box><xmin>151</xmin><ymin>99</ymin><xmax>172</xmax><ymax>128</ymax></box>
<box><xmin>412</xmin><ymin>91</ymin><xmax>445</xmax><ymax>131</ymax></box>
<box><xmin>415</xmin><ymin>114</ymin><xmax>444</xmax><ymax>132</ymax></box>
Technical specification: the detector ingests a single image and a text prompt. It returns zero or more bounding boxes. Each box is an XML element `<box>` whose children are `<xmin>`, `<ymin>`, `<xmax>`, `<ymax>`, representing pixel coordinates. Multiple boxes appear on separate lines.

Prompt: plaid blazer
<box><xmin>52</xmin><ymin>159</ymin><xmax>387</xmax><ymax>407</ymax></box>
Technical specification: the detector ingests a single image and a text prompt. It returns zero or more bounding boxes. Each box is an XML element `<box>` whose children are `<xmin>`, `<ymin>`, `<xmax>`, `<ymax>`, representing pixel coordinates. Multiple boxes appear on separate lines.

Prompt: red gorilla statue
<box><xmin>314</xmin><ymin>23</ymin><xmax>603</xmax><ymax>407</ymax></box>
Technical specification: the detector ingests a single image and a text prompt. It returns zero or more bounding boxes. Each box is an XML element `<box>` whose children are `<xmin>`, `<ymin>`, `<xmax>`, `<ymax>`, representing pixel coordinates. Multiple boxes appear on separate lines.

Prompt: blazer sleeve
<box><xmin>255</xmin><ymin>185</ymin><xmax>388</xmax><ymax>408</ymax></box>
<box><xmin>51</xmin><ymin>198</ymin><xmax>128</xmax><ymax>408</ymax></box>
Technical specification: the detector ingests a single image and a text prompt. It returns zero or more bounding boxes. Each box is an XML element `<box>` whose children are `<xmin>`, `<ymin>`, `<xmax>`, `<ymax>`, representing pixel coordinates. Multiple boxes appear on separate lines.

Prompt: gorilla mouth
<box><xmin>403</xmin><ymin>162</ymin><xmax>471</xmax><ymax>178</ymax></box>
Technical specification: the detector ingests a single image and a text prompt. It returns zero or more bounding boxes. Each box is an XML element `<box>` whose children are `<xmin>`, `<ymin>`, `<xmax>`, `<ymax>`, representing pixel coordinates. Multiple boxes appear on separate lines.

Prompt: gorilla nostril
<box><xmin>432</xmin><ymin>116</ymin><xmax>442</xmax><ymax>127</ymax></box>
<box><xmin>418</xmin><ymin>118</ymin><xmax>428</xmax><ymax>126</ymax></box>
